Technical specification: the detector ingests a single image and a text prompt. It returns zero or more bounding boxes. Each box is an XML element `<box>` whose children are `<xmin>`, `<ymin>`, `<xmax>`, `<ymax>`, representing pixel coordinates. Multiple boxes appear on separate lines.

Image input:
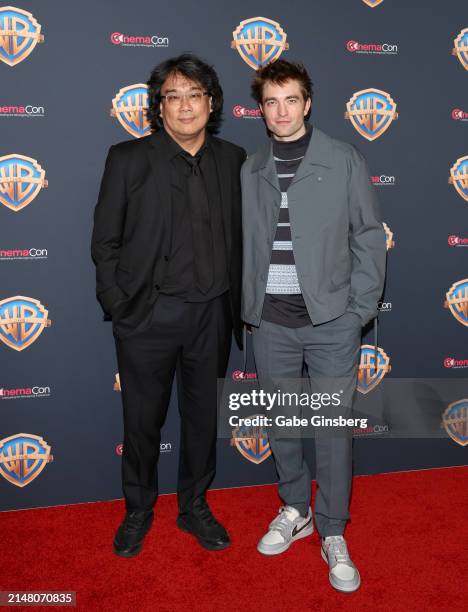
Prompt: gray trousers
<box><xmin>251</xmin><ymin>312</ymin><xmax>361</xmax><ymax>537</ymax></box>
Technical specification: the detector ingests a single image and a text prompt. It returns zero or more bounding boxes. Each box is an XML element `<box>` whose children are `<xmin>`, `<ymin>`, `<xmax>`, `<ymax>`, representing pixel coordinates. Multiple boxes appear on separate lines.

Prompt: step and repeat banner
<box><xmin>0</xmin><ymin>0</ymin><xmax>466</xmax><ymax>510</ymax></box>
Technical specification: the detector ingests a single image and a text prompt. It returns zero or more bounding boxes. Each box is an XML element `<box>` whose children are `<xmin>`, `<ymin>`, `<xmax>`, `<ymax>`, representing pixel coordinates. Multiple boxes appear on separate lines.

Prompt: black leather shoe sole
<box><xmin>176</xmin><ymin>515</ymin><xmax>230</xmax><ymax>551</ymax></box>
<box><xmin>113</xmin><ymin>541</ymin><xmax>143</xmax><ymax>558</ymax></box>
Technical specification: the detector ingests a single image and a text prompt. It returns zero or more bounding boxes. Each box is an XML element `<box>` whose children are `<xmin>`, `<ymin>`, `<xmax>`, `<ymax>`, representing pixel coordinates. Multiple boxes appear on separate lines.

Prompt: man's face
<box><xmin>260</xmin><ymin>79</ymin><xmax>311</xmax><ymax>141</ymax></box>
<box><xmin>159</xmin><ymin>72</ymin><xmax>212</xmax><ymax>143</ymax></box>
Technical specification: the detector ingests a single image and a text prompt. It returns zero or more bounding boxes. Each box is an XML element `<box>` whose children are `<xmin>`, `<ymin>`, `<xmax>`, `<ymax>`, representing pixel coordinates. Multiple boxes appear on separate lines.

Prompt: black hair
<box><xmin>146</xmin><ymin>53</ymin><xmax>223</xmax><ymax>134</ymax></box>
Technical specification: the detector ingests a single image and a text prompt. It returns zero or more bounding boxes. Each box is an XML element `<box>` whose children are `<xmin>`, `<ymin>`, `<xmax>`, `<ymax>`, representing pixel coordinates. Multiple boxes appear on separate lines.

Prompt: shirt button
<box><xmin>317</xmin><ymin>176</ymin><xmax>322</xmax><ymax>182</ymax></box>
<box><xmin>164</xmin><ymin>255</ymin><xmax>169</xmax><ymax>261</ymax></box>
<box><xmin>155</xmin><ymin>284</ymin><xmax>160</xmax><ymax>290</ymax></box>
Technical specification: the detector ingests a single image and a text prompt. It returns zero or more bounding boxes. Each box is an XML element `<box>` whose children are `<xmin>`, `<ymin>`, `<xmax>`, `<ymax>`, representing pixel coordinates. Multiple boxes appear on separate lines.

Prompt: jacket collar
<box><xmin>250</xmin><ymin>126</ymin><xmax>334</xmax><ymax>173</ymax></box>
<box><xmin>148</xmin><ymin>128</ymin><xmax>167</xmax><ymax>151</ymax></box>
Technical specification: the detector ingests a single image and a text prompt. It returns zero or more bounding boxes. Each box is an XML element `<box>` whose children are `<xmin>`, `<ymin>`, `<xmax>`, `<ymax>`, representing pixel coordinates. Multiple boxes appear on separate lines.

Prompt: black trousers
<box><xmin>115</xmin><ymin>292</ymin><xmax>232</xmax><ymax>513</ymax></box>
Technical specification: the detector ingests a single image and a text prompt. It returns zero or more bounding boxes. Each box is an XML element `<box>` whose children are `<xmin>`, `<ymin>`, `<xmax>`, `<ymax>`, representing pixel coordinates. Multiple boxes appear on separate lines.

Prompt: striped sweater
<box><xmin>262</xmin><ymin>127</ymin><xmax>313</xmax><ymax>328</ymax></box>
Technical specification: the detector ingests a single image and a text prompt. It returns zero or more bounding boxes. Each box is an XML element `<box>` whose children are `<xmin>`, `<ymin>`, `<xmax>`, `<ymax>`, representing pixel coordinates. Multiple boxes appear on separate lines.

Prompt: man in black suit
<box><xmin>91</xmin><ymin>54</ymin><xmax>246</xmax><ymax>556</ymax></box>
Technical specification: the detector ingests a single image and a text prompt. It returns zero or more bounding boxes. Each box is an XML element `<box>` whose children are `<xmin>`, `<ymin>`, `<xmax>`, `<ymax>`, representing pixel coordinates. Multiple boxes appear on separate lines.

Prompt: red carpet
<box><xmin>2</xmin><ymin>467</ymin><xmax>467</xmax><ymax>611</ymax></box>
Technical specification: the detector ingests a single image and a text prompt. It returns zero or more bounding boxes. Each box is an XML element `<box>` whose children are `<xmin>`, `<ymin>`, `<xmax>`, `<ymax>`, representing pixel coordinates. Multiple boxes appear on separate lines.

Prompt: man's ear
<box><xmin>209</xmin><ymin>96</ymin><xmax>213</xmax><ymax>112</ymax></box>
<box><xmin>259</xmin><ymin>103</ymin><xmax>264</xmax><ymax>115</ymax></box>
<box><xmin>304</xmin><ymin>97</ymin><xmax>311</xmax><ymax>116</ymax></box>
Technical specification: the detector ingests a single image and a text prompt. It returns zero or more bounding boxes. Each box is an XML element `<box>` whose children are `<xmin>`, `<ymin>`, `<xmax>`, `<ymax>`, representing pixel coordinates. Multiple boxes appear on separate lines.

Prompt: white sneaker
<box><xmin>321</xmin><ymin>535</ymin><xmax>361</xmax><ymax>592</ymax></box>
<box><xmin>257</xmin><ymin>506</ymin><xmax>313</xmax><ymax>555</ymax></box>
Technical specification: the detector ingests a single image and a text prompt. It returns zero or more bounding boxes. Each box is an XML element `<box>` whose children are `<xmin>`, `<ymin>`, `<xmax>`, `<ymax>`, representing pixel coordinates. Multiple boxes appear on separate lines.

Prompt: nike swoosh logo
<box><xmin>292</xmin><ymin>517</ymin><xmax>312</xmax><ymax>537</ymax></box>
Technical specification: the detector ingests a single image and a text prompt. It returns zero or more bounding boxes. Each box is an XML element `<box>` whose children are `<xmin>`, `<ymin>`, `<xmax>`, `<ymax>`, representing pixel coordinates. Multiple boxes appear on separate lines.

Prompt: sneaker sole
<box><xmin>320</xmin><ymin>547</ymin><xmax>361</xmax><ymax>593</ymax></box>
<box><xmin>257</xmin><ymin>523</ymin><xmax>314</xmax><ymax>556</ymax></box>
<box><xmin>176</xmin><ymin>516</ymin><xmax>230</xmax><ymax>551</ymax></box>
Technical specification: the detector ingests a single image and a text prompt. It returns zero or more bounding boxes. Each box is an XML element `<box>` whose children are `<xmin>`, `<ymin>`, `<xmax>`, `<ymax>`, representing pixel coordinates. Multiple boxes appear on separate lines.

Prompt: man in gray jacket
<box><xmin>241</xmin><ymin>60</ymin><xmax>386</xmax><ymax>592</ymax></box>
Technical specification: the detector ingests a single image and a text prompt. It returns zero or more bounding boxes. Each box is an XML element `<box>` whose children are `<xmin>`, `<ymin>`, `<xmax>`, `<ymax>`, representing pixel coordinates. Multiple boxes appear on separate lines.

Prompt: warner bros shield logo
<box><xmin>448</xmin><ymin>156</ymin><xmax>468</xmax><ymax>202</ymax></box>
<box><xmin>111</xmin><ymin>84</ymin><xmax>150</xmax><ymax>138</ymax></box>
<box><xmin>445</xmin><ymin>279</ymin><xmax>468</xmax><ymax>327</ymax></box>
<box><xmin>231</xmin><ymin>416</ymin><xmax>272</xmax><ymax>464</ymax></box>
<box><xmin>0</xmin><ymin>154</ymin><xmax>47</xmax><ymax>212</ymax></box>
<box><xmin>0</xmin><ymin>7</ymin><xmax>44</xmax><ymax>67</ymax></box>
<box><xmin>357</xmin><ymin>345</ymin><xmax>391</xmax><ymax>394</ymax></box>
<box><xmin>231</xmin><ymin>17</ymin><xmax>289</xmax><ymax>70</ymax></box>
<box><xmin>452</xmin><ymin>28</ymin><xmax>468</xmax><ymax>71</ymax></box>
<box><xmin>442</xmin><ymin>399</ymin><xmax>468</xmax><ymax>446</ymax></box>
<box><xmin>362</xmin><ymin>0</ymin><xmax>384</xmax><ymax>7</ymax></box>
<box><xmin>345</xmin><ymin>89</ymin><xmax>398</xmax><ymax>141</ymax></box>
<box><xmin>382</xmin><ymin>222</ymin><xmax>395</xmax><ymax>250</ymax></box>
<box><xmin>0</xmin><ymin>433</ymin><xmax>53</xmax><ymax>487</ymax></box>
<box><xmin>0</xmin><ymin>296</ymin><xmax>51</xmax><ymax>351</ymax></box>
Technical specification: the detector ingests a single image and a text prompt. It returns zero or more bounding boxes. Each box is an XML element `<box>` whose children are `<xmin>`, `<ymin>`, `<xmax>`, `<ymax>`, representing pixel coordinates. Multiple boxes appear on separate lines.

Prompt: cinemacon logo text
<box><xmin>0</xmin><ymin>248</ymin><xmax>48</xmax><ymax>260</ymax></box>
<box><xmin>451</xmin><ymin>108</ymin><xmax>468</xmax><ymax>121</ymax></box>
<box><xmin>232</xmin><ymin>370</ymin><xmax>257</xmax><ymax>380</ymax></box>
<box><xmin>371</xmin><ymin>175</ymin><xmax>395</xmax><ymax>186</ymax></box>
<box><xmin>354</xmin><ymin>424</ymin><xmax>389</xmax><ymax>436</ymax></box>
<box><xmin>115</xmin><ymin>442</ymin><xmax>172</xmax><ymax>455</ymax></box>
<box><xmin>346</xmin><ymin>40</ymin><xmax>398</xmax><ymax>54</ymax></box>
<box><xmin>378</xmin><ymin>301</ymin><xmax>392</xmax><ymax>311</ymax></box>
<box><xmin>232</xmin><ymin>105</ymin><xmax>262</xmax><ymax>119</ymax></box>
<box><xmin>110</xmin><ymin>32</ymin><xmax>169</xmax><ymax>47</ymax></box>
<box><xmin>0</xmin><ymin>386</ymin><xmax>51</xmax><ymax>399</ymax></box>
<box><xmin>0</xmin><ymin>105</ymin><xmax>45</xmax><ymax>117</ymax></box>
<box><xmin>444</xmin><ymin>357</ymin><xmax>468</xmax><ymax>369</ymax></box>
<box><xmin>448</xmin><ymin>235</ymin><xmax>468</xmax><ymax>247</ymax></box>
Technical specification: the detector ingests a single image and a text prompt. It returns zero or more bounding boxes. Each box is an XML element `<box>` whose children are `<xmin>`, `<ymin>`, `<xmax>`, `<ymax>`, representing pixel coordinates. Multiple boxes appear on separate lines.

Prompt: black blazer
<box><xmin>91</xmin><ymin>130</ymin><xmax>246</xmax><ymax>347</ymax></box>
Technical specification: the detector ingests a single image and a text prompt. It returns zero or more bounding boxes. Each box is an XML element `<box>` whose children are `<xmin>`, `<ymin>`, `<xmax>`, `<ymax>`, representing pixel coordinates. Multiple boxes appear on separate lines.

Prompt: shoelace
<box><xmin>193</xmin><ymin>499</ymin><xmax>218</xmax><ymax>525</ymax></box>
<box><xmin>325</xmin><ymin>536</ymin><xmax>350</xmax><ymax>565</ymax></box>
<box><xmin>270</xmin><ymin>507</ymin><xmax>298</xmax><ymax>538</ymax></box>
<box><xmin>123</xmin><ymin>512</ymin><xmax>150</xmax><ymax>532</ymax></box>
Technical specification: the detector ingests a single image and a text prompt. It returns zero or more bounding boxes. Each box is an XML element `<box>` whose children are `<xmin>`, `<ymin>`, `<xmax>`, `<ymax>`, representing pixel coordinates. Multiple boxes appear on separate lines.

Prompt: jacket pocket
<box><xmin>116</xmin><ymin>265</ymin><xmax>133</xmax><ymax>296</ymax></box>
<box><xmin>330</xmin><ymin>256</ymin><xmax>351</xmax><ymax>290</ymax></box>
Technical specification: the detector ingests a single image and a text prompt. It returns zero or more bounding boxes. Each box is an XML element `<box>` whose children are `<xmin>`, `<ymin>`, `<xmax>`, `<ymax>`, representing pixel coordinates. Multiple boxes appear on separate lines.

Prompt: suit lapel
<box><xmin>258</xmin><ymin>141</ymin><xmax>281</xmax><ymax>194</ymax></box>
<box><xmin>289</xmin><ymin>127</ymin><xmax>333</xmax><ymax>187</ymax></box>
<box><xmin>254</xmin><ymin>143</ymin><xmax>282</xmax><ymax>228</ymax></box>
<box><xmin>211</xmin><ymin>137</ymin><xmax>233</xmax><ymax>261</ymax></box>
<box><xmin>147</xmin><ymin>131</ymin><xmax>172</xmax><ymax>250</ymax></box>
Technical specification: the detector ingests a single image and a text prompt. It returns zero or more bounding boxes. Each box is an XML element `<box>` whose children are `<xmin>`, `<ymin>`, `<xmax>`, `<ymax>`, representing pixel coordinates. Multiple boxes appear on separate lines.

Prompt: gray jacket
<box><xmin>241</xmin><ymin>127</ymin><xmax>387</xmax><ymax>327</ymax></box>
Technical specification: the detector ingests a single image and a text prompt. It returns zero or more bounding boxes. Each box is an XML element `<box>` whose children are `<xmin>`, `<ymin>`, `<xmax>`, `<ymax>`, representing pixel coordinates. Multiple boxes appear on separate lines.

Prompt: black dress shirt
<box><xmin>160</xmin><ymin>130</ymin><xmax>229</xmax><ymax>302</ymax></box>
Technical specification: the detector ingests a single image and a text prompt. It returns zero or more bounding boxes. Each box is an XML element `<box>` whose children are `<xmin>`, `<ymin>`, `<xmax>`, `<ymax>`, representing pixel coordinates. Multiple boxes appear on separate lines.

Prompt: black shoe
<box><xmin>113</xmin><ymin>509</ymin><xmax>154</xmax><ymax>557</ymax></box>
<box><xmin>177</xmin><ymin>497</ymin><xmax>230</xmax><ymax>551</ymax></box>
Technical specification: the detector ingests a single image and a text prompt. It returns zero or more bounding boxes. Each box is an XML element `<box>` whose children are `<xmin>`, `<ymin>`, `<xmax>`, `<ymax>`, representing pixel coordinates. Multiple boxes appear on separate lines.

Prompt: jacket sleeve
<box><xmin>346</xmin><ymin>147</ymin><xmax>387</xmax><ymax>326</ymax></box>
<box><xmin>239</xmin><ymin>147</ymin><xmax>247</xmax><ymax>166</ymax></box>
<box><xmin>90</xmin><ymin>145</ymin><xmax>128</xmax><ymax>319</ymax></box>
